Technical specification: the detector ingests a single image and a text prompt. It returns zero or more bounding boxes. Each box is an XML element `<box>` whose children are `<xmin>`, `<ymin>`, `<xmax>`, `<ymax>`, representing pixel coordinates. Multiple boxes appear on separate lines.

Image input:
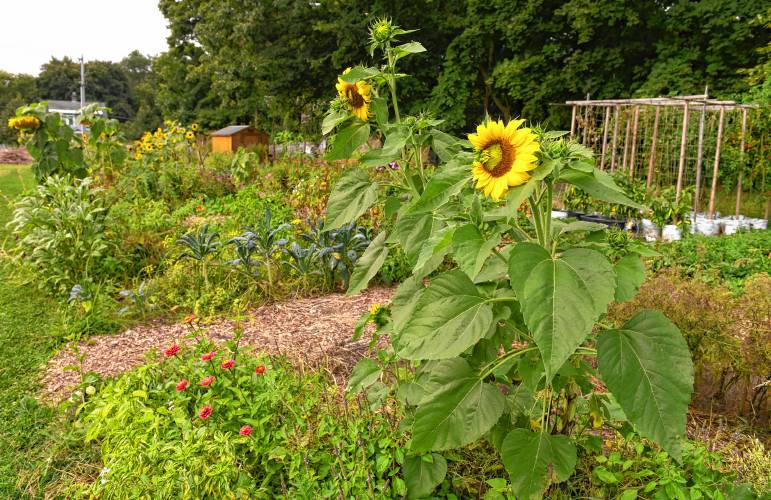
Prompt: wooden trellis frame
<box><xmin>566</xmin><ymin>94</ymin><xmax>760</xmax><ymax>218</ymax></box>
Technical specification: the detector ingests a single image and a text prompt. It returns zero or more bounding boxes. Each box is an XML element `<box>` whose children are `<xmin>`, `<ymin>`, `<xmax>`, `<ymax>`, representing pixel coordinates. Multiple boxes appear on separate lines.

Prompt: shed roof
<box><xmin>211</xmin><ymin>125</ymin><xmax>256</xmax><ymax>136</ymax></box>
<box><xmin>46</xmin><ymin>100</ymin><xmax>102</xmax><ymax>111</ymax></box>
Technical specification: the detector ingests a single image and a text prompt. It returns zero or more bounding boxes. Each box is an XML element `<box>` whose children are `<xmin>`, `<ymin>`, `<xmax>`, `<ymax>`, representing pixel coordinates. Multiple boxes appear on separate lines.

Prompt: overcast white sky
<box><xmin>0</xmin><ymin>0</ymin><xmax>170</xmax><ymax>75</ymax></box>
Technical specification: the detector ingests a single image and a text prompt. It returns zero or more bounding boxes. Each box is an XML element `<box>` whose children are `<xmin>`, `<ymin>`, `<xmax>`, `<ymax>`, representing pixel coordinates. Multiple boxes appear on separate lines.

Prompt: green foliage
<box><xmin>7</xmin><ymin>176</ymin><xmax>115</xmax><ymax>295</ymax></box>
<box><xmin>68</xmin><ymin>342</ymin><xmax>407</xmax><ymax>498</ymax></box>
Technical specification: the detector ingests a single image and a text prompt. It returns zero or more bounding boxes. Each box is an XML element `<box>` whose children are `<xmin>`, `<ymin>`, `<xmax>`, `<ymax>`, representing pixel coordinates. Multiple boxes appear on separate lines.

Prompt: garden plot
<box><xmin>42</xmin><ymin>286</ymin><xmax>393</xmax><ymax>400</ymax></box>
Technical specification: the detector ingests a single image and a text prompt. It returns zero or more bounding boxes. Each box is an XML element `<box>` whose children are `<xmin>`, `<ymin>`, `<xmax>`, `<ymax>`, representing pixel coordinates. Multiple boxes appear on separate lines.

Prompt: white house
<box><xmin>45</xmin><ymin>97</ymin><xmax>105</xmax><ymax>130</ymax></box>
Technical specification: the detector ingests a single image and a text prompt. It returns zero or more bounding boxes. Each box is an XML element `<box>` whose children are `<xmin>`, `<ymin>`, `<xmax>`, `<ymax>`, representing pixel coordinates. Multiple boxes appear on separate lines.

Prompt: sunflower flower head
<box><xmin>8</xmin><ymin>115</ymin><xmax>41</xmax><ymax>130</ymax></box>
<box><xmin>468</xmin><ymin>119</ymin><xmax>540</xmax><ymax>201</ymax></box>
<box><xmin>335</xmin><ymin>68</ymin><xmax>372</xmax><ymax>121</ymax></box>
<box><xmin>369</xmin><ymin>18</ymin><xmax>394</xmax><ymax>44</ymax></box>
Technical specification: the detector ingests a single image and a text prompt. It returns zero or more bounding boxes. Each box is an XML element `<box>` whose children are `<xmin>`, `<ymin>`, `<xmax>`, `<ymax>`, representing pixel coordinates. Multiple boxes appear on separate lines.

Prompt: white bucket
<box><xmin>749</xmin><ymin>218</ymin><xmax>768</xmax><ymax>230</ymax></box>
<box><xmin>662</xmin><ymin>224</ymin><xmax>682</xmax><ymax>242</ymax></box>
<box><xmin>551</xmin><ymin>210</ymin><xmax>568</xmax><ymax>219</ymax></box>
<box><xmin>721</xmin><ymin>217</ymin><xmax>750</xmax><ymax>235</ymax></box>
<box><xmin>694</xmin><ymin>218</ymin><xmax>720</xmax><ymax>236</ymax></box>
<box><xmin>641</xmin><ymin>219</ymin><xmax>660</xmax><ymax>241</ymax></box>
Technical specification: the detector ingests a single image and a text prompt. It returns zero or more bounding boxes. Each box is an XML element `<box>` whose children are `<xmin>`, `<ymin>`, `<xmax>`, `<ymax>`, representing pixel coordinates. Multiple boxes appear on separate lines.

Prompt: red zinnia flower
<box><xmin>200</xmin><ymin>375</ymin><xmax>216</xmax><ymax>387</ymax></box>
<box><xmin>164</xmin><ymin>344</ymin><xmax>180</xmax><ymax>357</ymax></box>
<box><xmin>221</xmin><ymin>359</ymin><xmax>235</xmax><ymax>370</ymax></box>
<box><xmin>183</xmin><ymin>314</ymin><xmax>197</xmax><ymax>325</ymax></box>
<box><xmin>199</xmin><ymin>405</ymin><xmax>212</xmax><ymax>419</ymax></box>
<box><xmin>201</xmin><ymin>351</ymin><xmax>217</xmax><ymax>361</ymax></box>
<box><xmin>176</xmin><ymin>379</ymin><xmax>189</xmax><ymax>391</ymax></box>
<box><xmin>239</xmin><ymin>425</ymin><xmax>253</xmax><ymax>436</ymax></box>
<box><xmin>255</xmin><ymin>364</ymin><xmax>266</xmax><ymax>375</ymax></box>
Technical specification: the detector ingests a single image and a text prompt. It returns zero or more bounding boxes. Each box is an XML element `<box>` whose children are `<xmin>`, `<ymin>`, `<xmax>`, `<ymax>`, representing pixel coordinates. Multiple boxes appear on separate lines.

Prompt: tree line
<box><xmin>1</xmin><ymin>1</ymin><xmax>768</xmax><ymax>143</ymax></box>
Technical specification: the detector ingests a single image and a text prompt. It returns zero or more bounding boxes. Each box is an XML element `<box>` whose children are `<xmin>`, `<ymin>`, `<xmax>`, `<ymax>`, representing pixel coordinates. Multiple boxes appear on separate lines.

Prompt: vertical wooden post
<box><xmin>734</xmin><ymin>108</ymin><xmax>748</xmax><ymax>217</ymax></box>
<box><xmin>600</xmin><ymin>106</ymin><xmax>611</xmax><ymax>170</ymax></box>
<box><xmin>693</xmin><ymin>93</ymin><xmax>708</xmax><ymax>214</ymax></box>
<box><xmin>569</xmin><ymin>105</ymin><xmax>577</xmax><ymax>139</ymax></box>
<box><xmin>610</xmin><ymin>105</ymin><xmax>620</xmax><ymax>172</ymax></box>
<box><xmin>629</xmin><ymin>105</ymin><xmax>640</xmax><ymax>177</ymax></box>
<box><xmin>646</xmin><ymin>106</ymin><xmax>660</xmax><ymax>189</ymax></box>
<box><xmin>675</xmin><ymin>101</ymin><xmax>690</xmax><ymax>202</ymax></box>
<box><xmin>582</xmin><ymin>93</ymin><xmax>590</xmax><ymax>145</ymax></box>
<box><xmin>707</xmin><ymin>106</ymin><xmax>725</xmax><ymax>218</ymax></box>
<box><xmin>622</xmin><ymin>109</ymin><xmax>632</xmax><ymax>172</ymax></box>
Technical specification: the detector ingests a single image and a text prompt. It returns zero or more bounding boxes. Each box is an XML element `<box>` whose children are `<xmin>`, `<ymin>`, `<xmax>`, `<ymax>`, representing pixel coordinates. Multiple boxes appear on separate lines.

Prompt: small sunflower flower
<box><xmin>336</xmin><ymin>68</ymin><xmax>372</xmax><ymax>121</ymax></box>
<box><xmin>186</xmin><ymin>131</ymin><xmax>194</xmax><ymax>140</ymax></box>
<box><xmin>191</xmin><ymin>123</ymin><xmax>199</xmax><ymax>131</ymax></box>
<box><xmin>468</xmin><ymin>119</ymin><xmax>540</xmax><ymax>201</ymax></box>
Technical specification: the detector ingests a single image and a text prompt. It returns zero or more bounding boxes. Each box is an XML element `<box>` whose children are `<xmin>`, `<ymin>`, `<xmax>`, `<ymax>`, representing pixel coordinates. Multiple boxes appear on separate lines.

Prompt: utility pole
<box><xmin>79</xmin><ymin>55</ymin><xmax>85</xmax><ymax>134</ymax></box>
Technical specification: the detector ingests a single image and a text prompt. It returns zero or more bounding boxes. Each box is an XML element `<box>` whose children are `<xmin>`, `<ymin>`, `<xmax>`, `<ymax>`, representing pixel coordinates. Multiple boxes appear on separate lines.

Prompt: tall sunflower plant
<box><xmin>324</xmin><ymin>20</ymin><xmax>694</xmax><ymax>499</ymax></box>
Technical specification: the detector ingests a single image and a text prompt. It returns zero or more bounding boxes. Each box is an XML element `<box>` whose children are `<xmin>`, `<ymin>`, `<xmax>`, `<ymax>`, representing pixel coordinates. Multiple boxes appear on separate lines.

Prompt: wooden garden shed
<box><xmin>210</xmin><ymin>125</ymin><xmax>269</xmax><ymax>153</ymax></box>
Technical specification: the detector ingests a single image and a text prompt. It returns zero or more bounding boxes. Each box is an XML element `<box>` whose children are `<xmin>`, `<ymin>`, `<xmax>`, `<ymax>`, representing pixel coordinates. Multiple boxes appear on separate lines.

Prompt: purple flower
<box><xmin>388</xmin><ymin>161</ymin><xmax>400</xmax><ymax>170</ymax></box>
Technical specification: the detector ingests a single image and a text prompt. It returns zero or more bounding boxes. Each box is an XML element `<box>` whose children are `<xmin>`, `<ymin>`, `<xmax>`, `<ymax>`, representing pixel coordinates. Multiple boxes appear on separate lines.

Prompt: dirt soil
<box><xmin>42</xmin><ymin>286</ymin><xmax>394</xmax><ymax>400</ymax></box>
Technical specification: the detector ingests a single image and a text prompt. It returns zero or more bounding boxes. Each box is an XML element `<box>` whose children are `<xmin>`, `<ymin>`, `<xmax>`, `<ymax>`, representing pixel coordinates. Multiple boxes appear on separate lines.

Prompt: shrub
<box><xmin>7</xmin><ymin>176</ymin><xmax>117</xmax><ymax>295</ymax></box>
<box><xmin>64</xmin><ymin>339</ymin><xmax>407</xmax><ymax>498</ymax></box>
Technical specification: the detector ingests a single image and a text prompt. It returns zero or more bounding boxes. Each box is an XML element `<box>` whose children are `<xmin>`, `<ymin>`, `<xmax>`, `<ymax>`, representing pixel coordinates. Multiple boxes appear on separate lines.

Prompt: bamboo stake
<box><xmin>610</xmin><ymin>105</ymin><xmax>620</xmax><ymax>172</ymax></box>
<box><xmin>582</xmin><ymin>93</ymin><xmax>590</xmax><ymax>145</ymax></box>
<box><xmin>569</xmin><ymin>105</ymin><xmax>577</xmax><ymax>139</ymax></box>
<box><xmin>622</xmin><ymin>109</ymin><xmax>632</xmax><ymax>171</ymax></box>
<box><xmin>600</xmin><ymin>106</ymin><xmax>611</xmax><ymax>170</ymax></box>
<box><xmin>646</xmin><ymin>106</ymin><xmax>660</xmax><ymax>188</ymax></box>
<box><xmin>694</xmin><ymin>89</ymin><xmax>708</xmax><ymax>214</ymax></box>
<box><xmin>675</xmin><ymin>101</ymin><xmax>690</xmax><ymax>202</ymax></box>
<box><xmin>707</xmin><ymin>106</ymin><xmax>725</xmax><ymax>218</ymax></box>
<box><xmin>629</xmin><ymin>105</ymin><xmax>640</xmax><ymax>177</ymax></box>
<box><xmin>735</xmin><ymin>108</ymin><xmax>748</xmax><ymax>217</ymax></box>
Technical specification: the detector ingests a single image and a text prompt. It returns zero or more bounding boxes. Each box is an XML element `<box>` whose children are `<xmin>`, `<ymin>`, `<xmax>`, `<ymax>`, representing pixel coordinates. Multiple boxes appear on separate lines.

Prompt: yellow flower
<box><xmin>336</xmin><ymin>68</ymin><xmax>372</xmax><ymax>121</ymax></box>
<box><xmin>191</xmin><ymin>123</ymin><xmax>199</xmax><ymax>131</ymax></box>
<box><xmin>468</xmin><ymin>119</ymin><xmax>540</xmax><ymax>201</ymax></box>
<box><xmin>8</xmin><ymin>115</ymin><xmax>41</xmax><ymax>130</ymax></box>
<box><xmin>370</xmin><ymin>303</ymin><xmax>381</xmax><ymax>315</ymax></box>
<box><xmin>134</xmin><ymin>152</ymin><xmax>143</xmax><ymax>160</ymax></box>
<box><xmin>186</xmin><ymin>131</ymin><xmax>194</xmax><ymax>140</ymax></box>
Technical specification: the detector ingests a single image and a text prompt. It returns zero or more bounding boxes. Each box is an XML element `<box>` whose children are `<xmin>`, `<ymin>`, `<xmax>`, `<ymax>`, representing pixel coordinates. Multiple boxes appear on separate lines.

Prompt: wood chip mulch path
<box><xmin>0</xmin><ymin>148</ymin><xmax>33</xmax><ymax>164</ymax></box>
<box><xmin>42</xmin><ymin>286</ymin><xmax>394</xmax><ymax>401</ymax></box>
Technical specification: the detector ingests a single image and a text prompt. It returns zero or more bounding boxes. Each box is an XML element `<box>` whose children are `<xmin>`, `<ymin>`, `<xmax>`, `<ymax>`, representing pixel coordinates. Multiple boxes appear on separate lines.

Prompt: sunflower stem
<box><xmin>529</xmin><ymin>193</ymin><xmax>545</xmax><ymax>247</ymax></box>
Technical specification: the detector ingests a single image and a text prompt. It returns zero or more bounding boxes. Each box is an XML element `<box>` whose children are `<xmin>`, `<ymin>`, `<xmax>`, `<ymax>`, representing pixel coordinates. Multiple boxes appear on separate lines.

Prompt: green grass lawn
<box><xmin>0</xmin><ymin>164</ymin><xmax>65</xmax><ymax>497</ymax></box>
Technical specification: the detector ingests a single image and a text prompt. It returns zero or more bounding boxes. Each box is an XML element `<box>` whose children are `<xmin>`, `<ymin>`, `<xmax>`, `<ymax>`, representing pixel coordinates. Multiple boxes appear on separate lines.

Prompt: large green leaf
<box><xmin>347</xmin><ymin>358</ymin><xmax>382</xmax><ymax>394</ymax></box>
<box><xmin>391</xmin><ymin>211</ymin><xmax>437</xmax><ymax>265</ymax></box>
<box><xmin>508</xmin><ymin>243</ymin><xmax>551</xmax><ymax>299</ymax></box>
<box><xmin>325</xmin><ymin>168</ymin><xmax>378</xmax><ymax>230</ymax></box>
<box><xmin>347</xmin><ymin>231</ymin><xmax>389</xmax><ymax>295</ymax></box>
<box><xmin>560</xmin><ymin>168</ymin><xmax>641</xmax><ymax>208</ymax></box>
<box><xmin>413</xmin><ymin>224</ymin><xmax>454</xmax><ymax>279</ymax></box>
<box><xmin>614</xmin><ymin>255</ymin><xmax>646</xmax><ymax>303</ymax></box>
<box><xmin>452</xmin><ymin>224</ymin><xmax>501</xmax><ymax>279</ymax></box>
<box><xmin>325</xmin><ymin>121</ymin><xmax>371</xmax><ymax>161</ymax></box>
<box><xmin>391</xmin><ymin>277</ymin><xmax>424</xmax><ymax>333</ymax></box>
<box><xmin>404</xmin><ymin>453</ymin><xmax>447</xmax><ymax>499</ymax></box>
<box><xmin>321</xmin><ymin>109</ymin><xmax>349</xmax><ymax>135</ymax></box>
<box><xmin>475</xmin><ymin>245</ymin><xmax>513</xmax><ymax>284</ymax></box>
<box><xmin>501</xmin><ymin>429</ymin><xmax>577</xmax><ymax>500</ymax></box>
<box><xmin>398</xmin><ymin>270</ymin><xmax>494</xmax><ymax>360</ymax></box>
<box><xmin>430</xmin><ymin>129</ymin><xmax>464</xmax><ymax>162</ymax></box>
<box><xmin>412</xmin><ymin>358</ymin><xmax>505</xmax><ymax>451</ymax></box>
<box><xmin>597</xmin><ymin>311</ymin><xmax>693</xmax><ymax>461</ymax></box>
<box><xmin>339</xmin><ymin>66</ymin><xmax>380</xmax><ymax>83</ymax></box>
<box><xmin>359</xmin><ymin>125</ymin><xmax>408</xmax><ymax>167</ymax></box>
<box><xmin>485</xmin><ymin>180</ymin><xmax>537</xmax><ymax>221</ymax></box>
<box><xmin>560</xmin><ymin>248</ymin><xmax>616</xmax><ymax>317</ymax></box>
<box><xmin>407</xmin><ymin>159</ymin><xmax>469</xmax><ymax>214</ymax></box>
<box><xmin>520</xmin><ymin>255</ymin><xmax>597</xmax><ymax>381</ymax></box>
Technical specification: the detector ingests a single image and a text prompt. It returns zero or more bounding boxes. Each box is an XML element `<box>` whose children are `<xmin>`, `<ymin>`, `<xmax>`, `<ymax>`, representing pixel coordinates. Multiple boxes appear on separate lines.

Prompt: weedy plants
<box><xmin>325</xmin><ymin>20</ymin><xmax>698</xmax><ymax>499</ymax></box>
<box><xmin>176</xmin><ymin>223</ymin><xmax>222</xmax><ymax>287</ymax></box>
<box><xmin>117</xmin><ymin>281</ymin><xmax>155</xmax><ymax>319</ymax></box>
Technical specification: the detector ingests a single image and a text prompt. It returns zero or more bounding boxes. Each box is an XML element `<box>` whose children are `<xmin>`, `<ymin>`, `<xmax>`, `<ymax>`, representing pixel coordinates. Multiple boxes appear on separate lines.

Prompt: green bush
<box><xmin>652</xmin><ymin>230</ymin><xmax>771</xmax><ymax>293</ymax></box>
<box><xmin>7</xmin><ymin>176</ymin><xmax>117</xmax><ymax>295</ymax></box>
<box><xmin>65</xmin><ymin>339</ymin><xmax>407</xmax><ymax>498</ymax></box>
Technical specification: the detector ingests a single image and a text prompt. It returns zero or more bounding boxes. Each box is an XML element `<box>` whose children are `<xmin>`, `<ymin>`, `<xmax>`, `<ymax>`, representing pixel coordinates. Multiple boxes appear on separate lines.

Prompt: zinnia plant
<box><xmin>324</xmin><ymin>20</ymin><xmax>694</xmax><ymax>499</ymax></box>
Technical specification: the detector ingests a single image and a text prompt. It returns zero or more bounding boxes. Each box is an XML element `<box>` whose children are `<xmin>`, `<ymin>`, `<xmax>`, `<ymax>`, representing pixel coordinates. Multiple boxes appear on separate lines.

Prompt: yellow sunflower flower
<box><xmin>8</xmin><ymin>115</ymin><xmax>41</xmax><ymax>130</ymax></box>
<box><xmin>335</xmin><ymin>68</ymin><xmax>372</xmax><ymax>121</ymax></box>
<box><xmin>468</xmin><ymin>119</ymin><xmax>540</xmax><ymax>201</ymax></box>
<box><xmin>191</xmin><ymin>123</ymin><xmax>199</xmax><ymax>131</ymax></box>
<box><xmin>186</xmin><ymin>131</ymin><xmax>194</xmax><ymax>140</ymax></box>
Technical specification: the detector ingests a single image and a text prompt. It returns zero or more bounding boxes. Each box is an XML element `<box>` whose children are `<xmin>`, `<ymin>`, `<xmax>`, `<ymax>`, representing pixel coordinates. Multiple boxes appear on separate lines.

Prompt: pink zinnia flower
<box><xmin>239</xmin><ymin>425</ymin><xmax>253</xmax><ymax>436</ymax></box>
<box><xmin>175</xmin><ymin>379</ymin><xmax>189</xmax><ymax>391</ymax></box>
<box><xmin>201</xmin><ymin>351</ymin><xmax>217</xmax><ymax>361</ymax></box>
<box><xmin>255</xmin><ymin>364</ymin><xmax>266</xmax><ymax>375</ymax></box>
<box><xmin>199</xmin><ymin>405</ymin><xmax>212</xmax><ymax>419</ymax></box>
<box><xmin>164</xmin><ymin>344</ymin><xmax>180</xmax><ymax>357</ymax></box>
<box><xmin>221</xmin><ymin>359</ymin><xmax>235</xmax><ymax>370</ymax></box>
<box><xmin>200</xmin><ymin>375</ymin><xmax>215</xmax><ymax>387</ymax></box>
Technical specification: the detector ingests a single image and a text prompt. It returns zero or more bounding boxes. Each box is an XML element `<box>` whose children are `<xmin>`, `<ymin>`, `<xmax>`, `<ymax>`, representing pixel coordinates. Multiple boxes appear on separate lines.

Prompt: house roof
<box><xmin>46</xmin><ymin>100</ymin><xmax>101</xmax><ymax>112</ymax></box>
<box><xmin>211</xmin><ymin>125</ymin><xmax>256</xmax><ymax>136</ymax></box>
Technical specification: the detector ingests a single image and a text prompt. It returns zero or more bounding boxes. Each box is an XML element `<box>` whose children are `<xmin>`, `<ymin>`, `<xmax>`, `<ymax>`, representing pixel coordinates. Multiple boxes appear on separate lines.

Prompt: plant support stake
<box><xmin>707</xmin><ymin>106</ymin><xmax>725</xmax><ymax>218</ymax></box>
<box><xmin>675</xmin><ymin>101</ymin><xmax>690</xmax><ymax>202</ymax></box>
<box><xmin>734</xmin><ymin>108</ymin><xmax>747</xmax><ymax>217</ymax></box>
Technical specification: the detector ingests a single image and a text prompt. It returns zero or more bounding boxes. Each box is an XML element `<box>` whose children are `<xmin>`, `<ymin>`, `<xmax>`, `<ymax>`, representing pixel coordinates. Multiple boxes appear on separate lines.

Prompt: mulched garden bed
<box><xmin>0</xmin><ymin>148</ymin><xmax>33</xmax><ymax>164</ymax></box>
<box><xmin>42</xmin><ymin>286</ymin><xmax>394</xmax><ymax>400</ymax></box>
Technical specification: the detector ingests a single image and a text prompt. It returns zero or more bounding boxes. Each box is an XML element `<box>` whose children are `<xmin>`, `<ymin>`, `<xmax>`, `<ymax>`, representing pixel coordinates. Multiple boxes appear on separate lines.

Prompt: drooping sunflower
<box><xmin>335</xmin><ymin>68</ymin><xmax>372</xmax><ymax>121</ymax></box>
<box><xmin>468</xmin><ymin>119</ymin><xmax>540</xmax><ymax>201</ymax></box>
<box><xmin>8</xmin><ymin>115</ymin><xmax>41</xmax><ymax>130</ymax></box>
